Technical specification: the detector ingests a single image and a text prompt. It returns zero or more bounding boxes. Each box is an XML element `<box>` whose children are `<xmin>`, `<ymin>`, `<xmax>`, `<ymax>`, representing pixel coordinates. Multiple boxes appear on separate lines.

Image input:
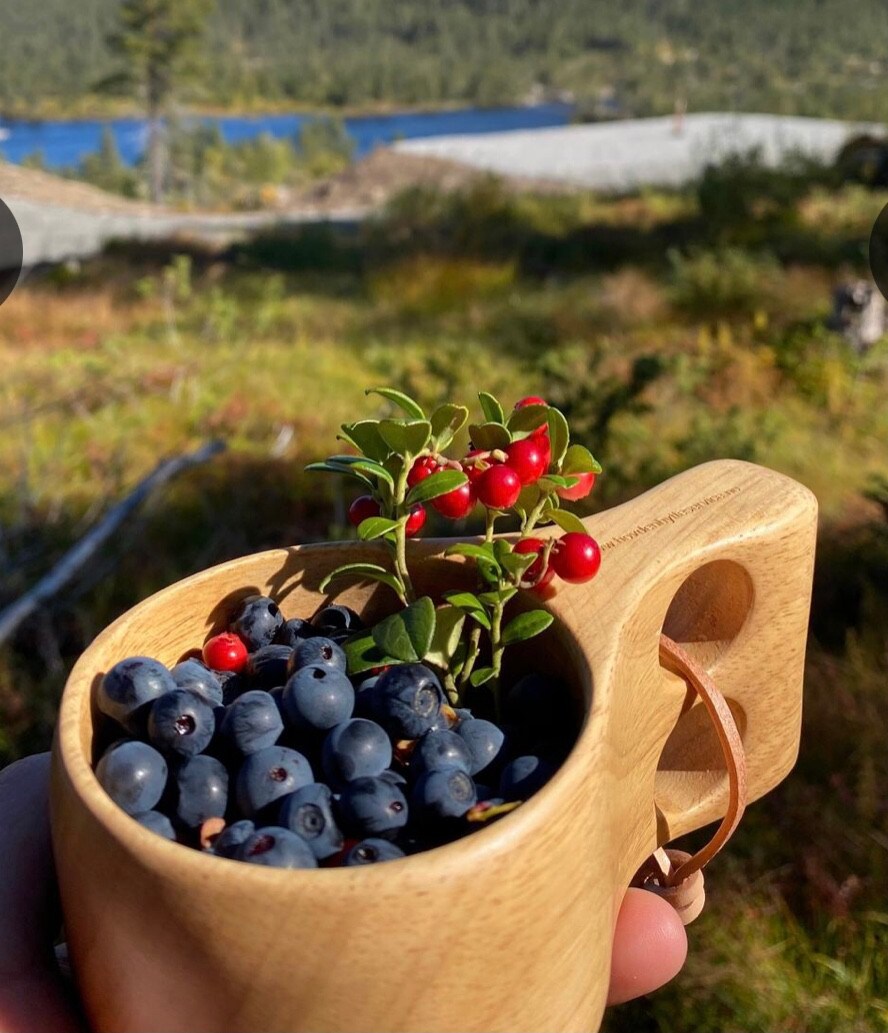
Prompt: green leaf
<box><xmin>349</xmin><ymin>459</ymin><xmax>396</xmax><ymax>491</ymax></box>
<box><xmin>544</xmin><ymin>508</ymin><xmax>587</xmax><ymax>534</ymax></box>
<box><xmin>501</xmin><ymin>610</ymin><xmax>554</xmax><ymax>645</ymax></box>
<box><xmin>378</xmin><ymin>419</ymin><xmax>432</xmax><ymax>457</ymax></box>
<box><xmin>507</xmin><ymin>403</ymin><xmax>550</xmax><ymax>435</ymax></box>
<box><xmin>468</xmin><ymin>422</ymin><xmax>511</xmax><ymax>451</ymax></box>
<box><xmin>406</xmin><ymin>469</ymin><xmax>468</xmax><ymax>506</ymax></box>
<box><xmin>343</xmin><ymin>631</ymin><xmax>397</xmax><ymax>676</ymax></box>
<box><xmin>443</xmin><ymin>591</ymin><xmax>492</xmax><ymax>630</ymax></box>
<box><xmin>319</xmin><ymin>562</ymin><xmax>404</xmax><ymax>596</ymax></box>
<box><xmin>479</xmin><ymin>587</ymin><xmax>517</xmax><ymax>606</ymax></box>
<box><xmin>424</xmin><ymin>605</ymin><xmax>466</xmax><ymax>669</ymax></box>
<box><xmin>562</xmin><ymin>443</ymin><xmax>602</xmax><ymax>475</ymax></box>
<box><xmin>357</xmin><ymin>516</ymin><xmax>400</xmax><ymax>540</ymax></box>
<box><xmin>478</xmin><ymin>391</ymin><xmax>505</xmax><ymax>425</ymax></box>
<box><xmin>547</xmin><ymin>408</ymin><xmax>570</xmax><ymax>468</ymax></box>
<box><xmin>305</xmin><ymin>461</ymin><xmax>374</xmax><ymax>489</ymax></box>
<box><xmin>477</xmin><ymin>560</ymin><xmax>502</xmax><ymax>586</ymax></box>
<box><xmin>469</xmin><ymin>667</ymin><xmax>495</xmax><ymax>687</ymax></box>
<box><xmin>372</xmin><ymin>597</ymin><xmax>436</xmax><ymax>663</ymax></box>
<box><xmin>338</xmin><ymin>421</ymin><xmax>390</xmax><ymax>462</ymax></box>
<box><xmin>500</xmin><ymin>550</ymin><xmax>536</xmax><ymax>580</ymax></box>
<box><xmin>538</xmin><ymin>474</ymin><xmax>577</xmax><ymax>492</ymax></box>
<box><xmin>445</xmin><ymin>542</ymin><xmax>500</xmax><ymax>567</ymax></box>
<box><xmin>430</xmin><ymin>403</ymin><xmax>469</xmax><ymax>451</ymax></box>
<box><xmin>515</xmin><ymin>483</ymin><xmax>541</xmax><ymax>515</ymax></box>
<box><xmin>366</xmin><ymin>387</ymin><xmax>426</xmax><ymax>420</ymax></box>
<box><xmin>493</xmin><ymin>540</ymin><xmax>513</xmax><ymax>563</ymax></box>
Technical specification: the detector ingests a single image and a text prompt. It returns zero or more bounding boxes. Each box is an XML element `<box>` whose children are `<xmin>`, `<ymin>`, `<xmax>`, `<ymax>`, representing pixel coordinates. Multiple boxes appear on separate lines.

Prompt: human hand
<box><xmin>0</xmin><ymin>754</ymin><xmax>686</xmax><ymax>1032</ymax></box>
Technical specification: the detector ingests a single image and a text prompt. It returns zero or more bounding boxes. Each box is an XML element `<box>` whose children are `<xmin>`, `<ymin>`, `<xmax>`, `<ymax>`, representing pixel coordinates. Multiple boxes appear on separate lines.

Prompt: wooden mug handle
<box><xmin>539</xmin><ymin>458</ymin><xmax>818</xmax><ymax>887</ymax></box>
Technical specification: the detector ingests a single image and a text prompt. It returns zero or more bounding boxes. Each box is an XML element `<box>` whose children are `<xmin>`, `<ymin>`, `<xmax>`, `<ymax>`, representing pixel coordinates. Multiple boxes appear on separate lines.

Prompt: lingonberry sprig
<box><xmin>307</xmin><ymin>388</ymin><xmax>602</xmax><ymax>709</ymax></box>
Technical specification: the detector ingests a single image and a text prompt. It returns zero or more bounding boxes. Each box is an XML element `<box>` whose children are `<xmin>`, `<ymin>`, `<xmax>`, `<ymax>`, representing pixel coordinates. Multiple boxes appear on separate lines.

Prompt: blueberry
<box><xmin>170</xmin><ymin>659</ymin><xmax>224</xmax><ymax>706</ymax></box>
<box><xmin>218</xmin><ymin>670</ymin><xmax>247</xmax><ymax>705</ymax></box>
<box><xmin>147</xmin><ymin>688</ymin><xmax>215</xmax><ymax>758</ymax></box>
<box><xmin>244</xmin><ymin>645</ymin><xmax>293</xmax><ymax>688</ymax></box>
<box><xmin>231</xmin><ymin>595</ymin><xmax>284</xmax><ymax>650</ymax></box>
<box><xmin>236</xmin><ymin>746</ymin><xmax>313</xmax><ymax>817</ymax></box>
<box><xmin>413</xmin><ymin>729</ymin><xmax>472</xmax><ymax>775</ymax></box>
<box><xmin>176</xmin><ymin>754</ymin><xmax>228</xmax><ymax>827</ymax></box>
<box><xmin>278</xmin><ymin>783</ymin><xmax>343</xmax><ymax>860</ymax></box>
<box><xmin>275</xmin><ymin>618</ymin><xmax>319</xmax><ymax>647</ymax></box>
<box><xmin>498</xmin><ymin>755</ymin><xmax>555</xmax><ymax>801</ymax></box>
<box><xmin>236</xmin><ymin>827</ymin><xmax>318</xmax><ymax>869</ymax></box>
<box><xmin>337</xmin><ymin>776</ymin><xmax>408</xmax><ymax>840</ymax></box>
<box><xmin>220</xmin><ymin>690</ymin><xmax>284</xmax><ymax>755</ymax></box>
<box><xmin>322</xmin><ymin>718</ymin><xmax>392</xmax><ymax>785</ymax></box>
<box><xmin>287</xmin><ymin>637</ymin><xmax>347</xmax><ymax>675</ymax></box>
<box><xmin>212</xmin><ymin>819</ymin><xmax>255</xmax><ymax>858</ymax></box>
<box><xmin>134</xmin><ymin>810</ymin><xmax>176</xmax><ymax>841</ymax></box>
<box><xmin>312</xmin><ymin>604</ymin><xmax>363</xmax><ymax>637</ymax></box>
<box><xmin>283</xmin><ymin>665</ymin><xmax>354</xmax><ymax>732</ymax></box>
<box><xmin>97</xmin><ymin>657</ymin><xmax>176</xmax><ymax>733</ymax></box>
<box><xmin>454</xmin><ymin>719</ymin><xmax>506</xmax><ymax>777</ymax></box>
<box><xmin>412</xmin><ymin>769</ymin><xmax>477</xmax><ymax>820</ymax></box>
<box><xmin>344</xmin><ymin>838</ymin><xmax>405</xmax><ymax>865</ymax></box>
<box><xmin>370</xmin><ymin>664</ymin><xmax>444</xmax><ymax>739</ymax></box>
<box><xmin>96</xmin><ymin>740</ymin><xmax>168</xmax><ymax>815</ymax></box>
<box><xmin>378</xmin><ymin>769</ymin><xmax>407</xmax><ymax>787</ymax></box>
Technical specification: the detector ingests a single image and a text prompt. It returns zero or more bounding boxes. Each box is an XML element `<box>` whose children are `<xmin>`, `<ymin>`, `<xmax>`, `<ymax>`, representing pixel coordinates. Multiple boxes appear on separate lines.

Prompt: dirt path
<box><xmin>0</xmin><ymin>147</ymin><xmax>570</xmax><ymax>269</ymax></box>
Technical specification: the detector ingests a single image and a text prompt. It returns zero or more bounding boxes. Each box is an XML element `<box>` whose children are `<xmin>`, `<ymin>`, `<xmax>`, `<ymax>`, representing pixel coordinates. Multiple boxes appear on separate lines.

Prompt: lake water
<box><xmin>0</xmin><ymin>103</ymin><xmax>573</xmax><ymax>170</ymax></box>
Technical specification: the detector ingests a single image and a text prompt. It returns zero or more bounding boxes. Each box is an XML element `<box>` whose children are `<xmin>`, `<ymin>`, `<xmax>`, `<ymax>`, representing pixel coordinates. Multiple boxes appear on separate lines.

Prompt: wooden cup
<box><xmin>50</xmin><ymin>459</ymin><xmax>817</xmax><ymax>1032</ymax></box>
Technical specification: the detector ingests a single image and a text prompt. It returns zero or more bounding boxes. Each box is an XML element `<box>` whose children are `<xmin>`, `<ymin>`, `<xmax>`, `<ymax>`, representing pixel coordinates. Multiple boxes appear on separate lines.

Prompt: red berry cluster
<box><xmin>424</xmin><ymin>395</ymin><xmax>596</xmax><ymax>520</ymax></box>
<box><xmin>345</xmin><ymin>394</ymin><xmax>601</xmax><ymax>593</ymax></box>
<box><xmin>514</xmin><ymin>532</ymin><xmax>602</xmax><ymax>593</ymax></box>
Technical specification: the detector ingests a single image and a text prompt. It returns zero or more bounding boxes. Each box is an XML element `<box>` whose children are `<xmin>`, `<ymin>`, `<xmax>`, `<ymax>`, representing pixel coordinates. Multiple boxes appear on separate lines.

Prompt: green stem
<box><xmin>489</xmin><ymin>597</ymin><xmax>506</xmax><ymax>721</ymax></box>
<box><xmin>458</xmin><ymin>623</ymin><xmax>482</xmax><ymax>692</ymax></box>
<box><xmin>485</xmin><ymin>509</ymin><xmax>498</xmax><ymax>542</ymax></box>
<box><xmin>390</xmin><ymin>458</ymin><xmax>416</xmax><ymax>604</ymax></box>
<box><xmin>522</xmin><ymin>492</ymin><xmax>552</xmax><ymax>537</ymax></box>
<box><xmin>442</xmin><ymin>670</ymin><xmax>459</xmax><ymax>706</ymax></box>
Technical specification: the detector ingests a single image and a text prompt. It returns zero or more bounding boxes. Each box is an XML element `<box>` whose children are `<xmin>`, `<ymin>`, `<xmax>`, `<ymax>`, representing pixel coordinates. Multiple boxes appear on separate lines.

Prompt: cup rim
<box><xmin>53</xmin><ymin>542</ymin><xmax>596</xmax><ymax>885</ymax></box>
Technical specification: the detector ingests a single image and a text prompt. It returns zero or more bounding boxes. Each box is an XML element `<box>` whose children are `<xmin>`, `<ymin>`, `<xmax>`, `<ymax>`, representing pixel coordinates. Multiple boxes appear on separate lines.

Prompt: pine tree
<box><xmin>104</xmin><ymin>0</ymin><xmax>212</xmax><ymax>202</ymax></box>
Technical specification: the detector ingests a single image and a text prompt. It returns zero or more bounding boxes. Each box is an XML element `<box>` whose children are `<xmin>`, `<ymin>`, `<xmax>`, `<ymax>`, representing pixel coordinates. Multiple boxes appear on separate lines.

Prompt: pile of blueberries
<box><xmin>93</xmin><ymin>595</ymin><xmax>578</xmax><ymax>868</ymax></box>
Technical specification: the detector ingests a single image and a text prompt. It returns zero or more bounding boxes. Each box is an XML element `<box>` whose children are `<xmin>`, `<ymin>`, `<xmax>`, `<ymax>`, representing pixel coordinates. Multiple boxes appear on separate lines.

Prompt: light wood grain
<box><xmin>50</xmin><ymin>459</ymin><xmax>817</xmax><ymax>1033</ymax></box>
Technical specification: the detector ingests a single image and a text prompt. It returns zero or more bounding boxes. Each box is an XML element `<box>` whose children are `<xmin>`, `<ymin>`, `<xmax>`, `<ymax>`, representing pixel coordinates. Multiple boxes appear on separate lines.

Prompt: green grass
<box><xmin>2</xmin><ymin>177</ymin><xmax>888</xmax><ymax>1030</ymax></box>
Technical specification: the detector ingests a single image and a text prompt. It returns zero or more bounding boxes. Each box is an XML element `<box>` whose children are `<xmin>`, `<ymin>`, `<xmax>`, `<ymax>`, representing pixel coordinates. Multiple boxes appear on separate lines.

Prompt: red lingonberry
<box><xmin>536</xmin><ymin>426</ymin><xmax>552</xmax><ymax>456</ymax></box>
<box><xmin>513</xmin><ymin>537</ymin><xmax>556</xmax><ymax>591</ymax></box>
<box><xmin>203</xmin><ymin>632</ymin><xmax>248</xmax><ymax>673</ymax></box>
<box><xmin>550</xmin><ymin>532</ymin><xmax>602</xmax><ymax>584</ymax></box>
<box><xmin>348</xmin><ymin>494</ymin><xmax>381</xmax><ymax>527</ymax></box>
<box><xmin>432</xmin><ymin>481</ymin><xmax>476</xmax><ymax>519</ymax></box>
<box><xmin>477</xmin><ymin>463</ymin><xmax>522</xmax><ymax>510</ymax></box>
<box><xmin>514</xmin><ymin>395</ymin><xmax>547</xmax><ymax>410</ymax></box>
<box><xmin>505</xmin><ymin>437</ymin><xmax>549</xmax><ymax>485</ymax></box>
<box><xmin>407</xmin><ymin>455</ymin><xmax>439</xmax><ymax>488</ymax></box>
<box><xmin>405</xmin><ymin>503</ymin><xmax>427</xmax><ymax>536</ymax></box>
<box><xmin>323</xmin><ymin>838</ymin><xmax>360</xmax><ymax>867</ymax></box>
<box><xmin>461</xmin><ymin>449</ymin><xmax>488</xmax><ymax>486</ymax></box>
<box><xmin>556</xmin><ymin>471</ymin><xmax>596</xmax><ymax>502</ymax></box>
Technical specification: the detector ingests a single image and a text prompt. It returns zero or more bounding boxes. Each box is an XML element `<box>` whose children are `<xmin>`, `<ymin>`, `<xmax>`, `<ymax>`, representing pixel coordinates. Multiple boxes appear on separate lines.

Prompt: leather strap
<box><xmin>656</xmin><ymin>633</ymin><xmax>748</xmax><ymax>887</ymax></box>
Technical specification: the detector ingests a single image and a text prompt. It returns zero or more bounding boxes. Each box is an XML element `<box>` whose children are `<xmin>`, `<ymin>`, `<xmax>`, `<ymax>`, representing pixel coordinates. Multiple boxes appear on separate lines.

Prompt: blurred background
<box><xmin>1</xmin><ymin>2</ymin><xmax>888</xmax><ymax>1030</ymax></box>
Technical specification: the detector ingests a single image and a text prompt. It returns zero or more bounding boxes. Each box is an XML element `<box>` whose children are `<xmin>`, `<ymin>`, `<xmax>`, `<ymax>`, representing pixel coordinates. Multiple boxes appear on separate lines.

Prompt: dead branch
<box><xmin>0</xmin><ymin>440</ymin><xmax>226</xmax><ymax>646</ymax></box>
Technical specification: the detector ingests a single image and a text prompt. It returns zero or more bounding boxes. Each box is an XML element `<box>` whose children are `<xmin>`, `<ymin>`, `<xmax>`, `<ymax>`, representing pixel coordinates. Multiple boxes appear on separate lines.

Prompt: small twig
<box><xmin>0</xmin><ymin>441</ymin><xmax>226</xmax><ymax>646</ymax></box>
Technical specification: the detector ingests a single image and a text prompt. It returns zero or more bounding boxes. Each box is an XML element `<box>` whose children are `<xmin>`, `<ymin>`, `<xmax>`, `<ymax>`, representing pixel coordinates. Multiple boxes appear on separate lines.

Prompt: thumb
<box><xmin>0</xmin><ymin>753</ymin><xmax>82</xmax><ymax>1033</ymax></box>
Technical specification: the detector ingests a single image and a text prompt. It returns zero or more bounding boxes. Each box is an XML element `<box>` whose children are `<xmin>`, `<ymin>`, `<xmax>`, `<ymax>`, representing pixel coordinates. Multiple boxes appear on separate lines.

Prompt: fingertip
<box><xmin>607</xmin><ymin>887</ymin><xmax>688</xmax><ymax>1005</ymax></box>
